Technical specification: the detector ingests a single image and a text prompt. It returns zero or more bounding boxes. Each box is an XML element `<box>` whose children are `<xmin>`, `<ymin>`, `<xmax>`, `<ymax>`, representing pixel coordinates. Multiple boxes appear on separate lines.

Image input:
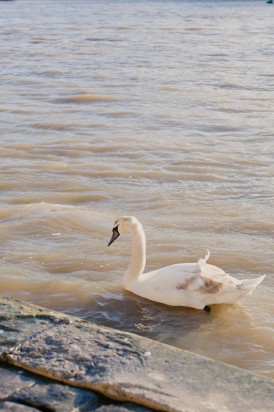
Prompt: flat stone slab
<box><xmin>1</xmin><ymin>295</ymin><xmax>274</xmax><ymax>412</ymax></box>
<box><xmin>0</xmin><ymin>401</ymin><xmax>39</xmax><ymax>412</ymax></box>
<box><xmin>0</xmin><ymin>363</ymin><xmax>152</xmax><ymax>412</ymax></box>
<box><xmin>0</xmin><ymin>365</ymin><xmax>34</xmax><ymax>399</ymax></box>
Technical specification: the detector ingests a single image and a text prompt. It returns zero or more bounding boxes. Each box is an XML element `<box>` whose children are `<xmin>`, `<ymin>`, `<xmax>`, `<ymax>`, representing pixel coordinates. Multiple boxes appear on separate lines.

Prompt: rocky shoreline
<box><xmin>0</xmin><ymin>295</ymin><xmax>273</xmax><ymax>412</ymax></box>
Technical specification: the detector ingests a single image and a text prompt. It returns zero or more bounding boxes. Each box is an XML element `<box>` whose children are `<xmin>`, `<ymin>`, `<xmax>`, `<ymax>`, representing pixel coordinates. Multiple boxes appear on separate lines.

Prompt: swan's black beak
<box><xmin>108</xmin><ymin>226</ymin><xmax>120</xmax><ymax>247</ymax></box>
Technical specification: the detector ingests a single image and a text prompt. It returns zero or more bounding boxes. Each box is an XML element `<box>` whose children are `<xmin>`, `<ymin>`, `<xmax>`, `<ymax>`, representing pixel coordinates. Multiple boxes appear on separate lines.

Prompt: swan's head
<box><xmin>108</xmin><ymin>216</ymin><xmax>139</xmax><ymax>247</ymax></box>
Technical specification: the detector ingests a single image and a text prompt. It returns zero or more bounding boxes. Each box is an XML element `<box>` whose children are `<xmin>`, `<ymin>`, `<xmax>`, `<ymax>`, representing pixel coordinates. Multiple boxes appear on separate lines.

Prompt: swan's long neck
<box><xmin>123</xmin><ymin>222</ymin><xmax>146</xmax><ymax>289</ymax></box>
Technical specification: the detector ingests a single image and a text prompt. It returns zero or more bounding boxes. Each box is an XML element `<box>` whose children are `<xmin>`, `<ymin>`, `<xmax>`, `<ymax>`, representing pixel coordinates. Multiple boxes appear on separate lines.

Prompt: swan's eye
<box><xmin>108</xmin><ymin>225</ymin><xmax>120</xmax><ymax>247</ymax></box>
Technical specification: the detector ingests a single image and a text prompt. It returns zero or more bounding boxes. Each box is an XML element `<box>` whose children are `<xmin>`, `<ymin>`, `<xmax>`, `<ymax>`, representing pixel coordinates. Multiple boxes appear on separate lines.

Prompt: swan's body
<box><xmin>108</xmin><ymin>216</ymin><xmax>265</xmax><ymax>311</ymax></box>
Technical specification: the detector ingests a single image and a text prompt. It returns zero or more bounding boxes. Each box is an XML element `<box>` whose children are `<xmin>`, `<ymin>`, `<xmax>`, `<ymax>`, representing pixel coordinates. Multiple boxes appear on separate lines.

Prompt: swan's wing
<box><xmin>142</xmin><ymin>261</ymin><xmax>240</xmax><ymax>295</ymax></box>
<box><xmin>141</xmin><ymin>262</ymin><xmax>205</xmax><ymax>290</ymax></box>
<box><xmin>200</xmin><ymin>263</ymin><xmax>241</xmax><ymax>287</ymax></box>
<box><xmin>131</xmin><ymin>253</ymin><xmax>247</xmax><ymax>308</ymax></box>
<box><xmin>167</xmin><ymin>262</ymin><xmax>241</xmax><ymax>299</ymax></box>
<box><xmin>140</xmin><ymin>258</ymin><xmax>240</xmax><ymax>295</ymax></box>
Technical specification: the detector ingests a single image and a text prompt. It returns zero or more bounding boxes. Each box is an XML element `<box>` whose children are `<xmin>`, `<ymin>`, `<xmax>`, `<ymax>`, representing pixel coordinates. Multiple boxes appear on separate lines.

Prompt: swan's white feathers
<box><xmin>109</xmin><ymin>216</ymin><xmax>265</xmax><ymax>310</ymax></box>
<box><xmin>129</xmin><ymin>260</ymin><xmax>244</xmax><ymax>308</ymax></box>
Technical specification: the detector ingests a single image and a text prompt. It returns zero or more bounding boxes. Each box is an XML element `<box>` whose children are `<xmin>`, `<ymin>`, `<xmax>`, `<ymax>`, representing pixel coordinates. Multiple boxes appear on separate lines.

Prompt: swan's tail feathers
<box><xmin>205</xmin><ymin>249</ymin><xmax>210</xmax><ymax>262</ymax></box>
<box><xmin>239</xmin><ymin>274</ymin><xmax>266</xmax><ymax>295</ymax></box>
<box><xmin>198</xmin><ymin>250</ymin><xmax>210</xmax><ymax>267</ymax></box>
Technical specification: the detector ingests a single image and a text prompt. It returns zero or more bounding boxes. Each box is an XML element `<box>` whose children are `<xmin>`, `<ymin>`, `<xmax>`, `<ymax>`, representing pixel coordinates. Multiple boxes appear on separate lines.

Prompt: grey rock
<box><xmin>0</xmin><ymin>364</ymin><xmax>153</xmax><ymax>412</ymax></box>
<box><xmin>100</xmin><ymin>406</ymin><xmax>154</xmax><ymax>412</ymax></box>
<box><xmin>1</xmin><ymin>295</ymin><xmax>274</xmax><ymax>412</ymax></box>
<box><xmin>4</xmin><ymin>322</ymin><xmax>274</xmax><ymax>412</ymax></box>
<box><xmin>94</xmin><ymin>408</ymin><xmax>130</xmax><ymax>412</ymax></box>
<box><xmin>0</xmin><ymin>296</ymin><xmax>70</xmax><ymax>353</ymax></box>
<box><xmin>0</xmin><ymin>402</ymin><xmax>39</xmax><ymax>412</ymax></box>
<box><xmin>0</xmin><ymin>366</ymin><xmax>34</xmax><ymax>399</ymax></box>
<box><xmin>9</xmin><ymin>382</ymin><xmax>99</xmax><ymax>412</ymax></box>
<box><xmin>0</xmin><ymin>318</ymin><xmax>48</xmax><ymax>354</ymax></box>
<box><xmin>94</xmin><ymin>406</ymin><xmax>150</xmax><ymax>412</ymax></box>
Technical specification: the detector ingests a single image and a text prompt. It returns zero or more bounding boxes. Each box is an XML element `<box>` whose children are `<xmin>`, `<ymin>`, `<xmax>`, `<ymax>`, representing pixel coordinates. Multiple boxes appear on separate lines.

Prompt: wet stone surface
<box><xmin>0</xmin><ymin>295</ymin><xmax>274</xmax><ymax>412</ymax></box>
<box><xmin>0</xmin><ymin>364</ymin><xmax>153</xmax><ymax>412</ymax></box>
<box><xmin>0</xmin><ymin>402</ymin><xmax>39</xmax><ymax>412</ymax></box>
<box><xmin>0</xmin><ymin>365</ymin><xmax>34</xmax><ymax>399</ymax></box>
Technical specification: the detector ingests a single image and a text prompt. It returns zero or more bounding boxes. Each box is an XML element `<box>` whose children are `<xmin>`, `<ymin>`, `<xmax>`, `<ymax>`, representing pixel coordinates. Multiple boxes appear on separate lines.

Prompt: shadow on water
<box><xmin>65</xmin><ymin>291</ymin><xmax>206</xmax><ymax>339</ymax></box>
<box><xmin>64</xmin><ymin>290</ymin><xmax>252</xmax><ymax>348</ymax></box>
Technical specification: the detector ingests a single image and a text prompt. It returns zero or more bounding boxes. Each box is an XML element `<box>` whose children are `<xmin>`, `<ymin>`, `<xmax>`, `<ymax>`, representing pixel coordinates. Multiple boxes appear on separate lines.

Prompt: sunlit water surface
<box><xmin>0</xmin><ymin>0</ymin><xmax>273</xmax><ymax>379</ymax></box>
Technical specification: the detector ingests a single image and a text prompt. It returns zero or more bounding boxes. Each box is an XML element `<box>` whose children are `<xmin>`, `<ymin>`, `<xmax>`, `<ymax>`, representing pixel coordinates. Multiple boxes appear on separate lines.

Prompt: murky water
<box><xmin>0</xmin><ymin>0</ymin><xmax>273</xmax><ymax>379</ymax></box>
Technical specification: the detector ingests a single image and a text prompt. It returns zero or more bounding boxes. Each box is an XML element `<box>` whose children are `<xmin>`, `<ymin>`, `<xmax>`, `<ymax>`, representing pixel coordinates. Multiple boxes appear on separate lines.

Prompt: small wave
<box><xmin>30</xmin><ymin>38</ymin><xmax>45</xmax><ymax>44</ymax></box>
<box><xmin>85</xmin><ymin>37</ymin><xmax>123</xmax><ymax>43</ymax></box>
<box><xmin>31</xmin><ymin>123</ymin><xmax>76</xmax><ymax>131</ymax></box>
<box><xmin>220</xmin><ymin>82</ymin><xmax>256</xmax><ymax>91</ymax></box>
<box><xmin>105</xmin><ymin>111</ymin><xmax>135</xmax><ymax>118</ymax></box>
<box><xmin>54</xmin><ymin>93</ymin><xmax>117</xmax><ymax>103</ymax></box>
<box><xmin>185</xmin><ymin>26</ymin><xmax>209</xmax><ymax>31</ymax></box>
<box><xmin>160</xmin><ymin>86</ymin><xmax>178</xmax><ymax>92</ymax></box>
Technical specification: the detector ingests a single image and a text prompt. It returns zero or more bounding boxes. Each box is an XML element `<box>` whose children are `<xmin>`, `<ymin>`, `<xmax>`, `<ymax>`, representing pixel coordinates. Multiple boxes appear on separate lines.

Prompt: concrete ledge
<box><xmin>0</xmin><ymin>295</ymin><xmax>274</xmax><ymax>412</ymax></box>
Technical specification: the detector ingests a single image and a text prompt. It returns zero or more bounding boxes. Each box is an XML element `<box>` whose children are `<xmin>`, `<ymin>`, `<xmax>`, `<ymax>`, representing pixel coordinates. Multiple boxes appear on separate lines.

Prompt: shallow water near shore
<box><xmin>0</xmin><ymin>0</ymin><xmax>273</xmax><ymax>379</ymax></box>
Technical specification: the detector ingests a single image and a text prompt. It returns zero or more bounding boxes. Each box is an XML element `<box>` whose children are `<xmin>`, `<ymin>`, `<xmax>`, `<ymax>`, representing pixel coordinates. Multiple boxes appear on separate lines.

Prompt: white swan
<box><xmin>108</xmin><ymin>216</ymin><xmax>265</xmax><ymax>312</ymax></box>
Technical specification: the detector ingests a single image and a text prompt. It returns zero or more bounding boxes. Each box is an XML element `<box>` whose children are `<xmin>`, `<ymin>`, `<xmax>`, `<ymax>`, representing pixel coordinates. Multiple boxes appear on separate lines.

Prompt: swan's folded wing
<box><xmin>141</xmin><ymin>262</ymin><xmax>202</xmax><ymax>284</ymax></box>
<box><xmin>200</xmin><ymin>263</ymin><xmax>241</xmax><ymax>287</ymax></box>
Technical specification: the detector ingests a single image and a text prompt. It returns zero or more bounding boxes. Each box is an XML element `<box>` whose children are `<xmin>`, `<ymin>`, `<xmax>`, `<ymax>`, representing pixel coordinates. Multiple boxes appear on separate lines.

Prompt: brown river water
<box><xmin>0</xmin><ymin>0</ymin><xmax>273</xmax><ymax>379</ymax></box>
